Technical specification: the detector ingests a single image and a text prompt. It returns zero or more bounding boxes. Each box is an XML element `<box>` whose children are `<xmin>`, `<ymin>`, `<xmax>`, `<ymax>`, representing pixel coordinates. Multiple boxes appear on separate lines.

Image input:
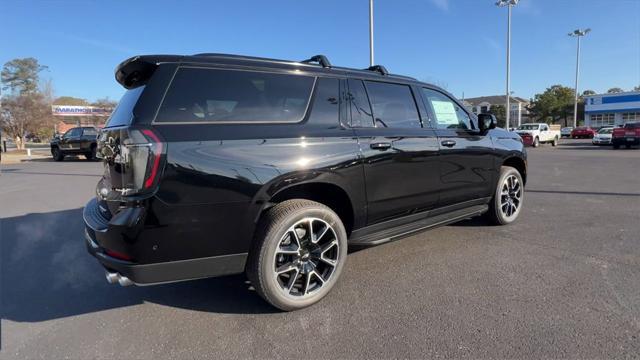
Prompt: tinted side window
<box><xmin>365</xmin><ymin>81</ymin><xmax>421</xmax><ymax>128</ymax></box>
<box><xmin>421</xmin><ymin>88</ymin><xmax>472</xmax><ymax>130</ymax></box>
<box><xmin>156</xmin><ymin>68</ymin><xmax>315</xmax><ymax>123</ymax></box>
<box><xmin>65</xmin><ymin>128</ymin><xmax>82</xmax><ymax>138</ymax></box>
<box><xmin>105</xmin><ymin>86</ymin><xmax>144</xmax><ymax>128</ymax></box>
<box><xmin>307</xmin><ymin>77</ymin><xmax>340</xmax><ymax>127</ymax></box>
<box><xmin>347</xmin><ymin>79</ymin><xmax>374</xmax><ymax>127</ymax></box>
<box><xmin>83</xmin><ymin>128</ymin><xmax>98</xmax><ymax>136</ymax></box>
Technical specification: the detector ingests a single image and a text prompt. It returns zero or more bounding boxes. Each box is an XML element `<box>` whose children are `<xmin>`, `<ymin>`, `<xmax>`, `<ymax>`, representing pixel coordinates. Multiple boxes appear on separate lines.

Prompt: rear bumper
<box><xmin>612</xmin><ymin>137</ymin><xmax>640</xmax><ymax>146</ymax></box>
<box><xmin>83</xmin><ymin>198</ymin><xmax>247</xmax><ymax>285</ymax></box>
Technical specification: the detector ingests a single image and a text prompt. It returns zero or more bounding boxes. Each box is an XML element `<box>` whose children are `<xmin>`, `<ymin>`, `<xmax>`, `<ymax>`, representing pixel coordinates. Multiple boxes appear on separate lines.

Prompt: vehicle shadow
<box><xmin>1</xmin><ymin>208</ymin><xmax>277</xmax><ymax>323</ymax></box>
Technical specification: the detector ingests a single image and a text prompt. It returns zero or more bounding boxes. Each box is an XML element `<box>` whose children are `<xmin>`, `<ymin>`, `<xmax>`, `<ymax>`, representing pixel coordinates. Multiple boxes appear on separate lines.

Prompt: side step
<box><xmin>349</xmin><ymin>204</ymin><xmax>488</xmax><ymax>247</ymax></box>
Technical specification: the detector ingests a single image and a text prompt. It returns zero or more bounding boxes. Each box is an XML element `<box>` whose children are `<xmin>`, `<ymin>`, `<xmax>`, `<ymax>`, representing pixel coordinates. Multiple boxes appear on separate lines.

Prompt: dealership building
<box><xmin>584</xmin><ymin>91</ymin><xmax>640</xmax><ymax>128</ymax></box>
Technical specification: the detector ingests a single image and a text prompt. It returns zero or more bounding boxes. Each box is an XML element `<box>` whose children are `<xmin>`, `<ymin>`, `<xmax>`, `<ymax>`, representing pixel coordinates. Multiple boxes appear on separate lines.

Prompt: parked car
<box><xmin>612</xmin><ymin>122</ymin><xmax>640</xmax><ymax>149</ymax></box>
<box><xmin>83</xmin><ymin>53</ymin><xmax>527</xmax><ymax>310</ymax></box>
<box><xmin>592</xmin><ymin>127</ymin><xmax>614</xmax><ymax>145</ymax></box>
<box><xmin>560</xmin><ymin>127</ymin><xmax>573</xmax><ymax>138</ymax></box>
<box><xmin>515</xmin><ymin>123</ymin><xmax>560</xmax><ymax>147</ymax></box>
<box><xmin>571</xmin><ymin>126</ymin><xmax>596</xmax><ymax>139</ymax></box>
<box><xmin>50</xmin><ymin>126</ymin><xmax>99</xmax><ymax>161</ymax></box>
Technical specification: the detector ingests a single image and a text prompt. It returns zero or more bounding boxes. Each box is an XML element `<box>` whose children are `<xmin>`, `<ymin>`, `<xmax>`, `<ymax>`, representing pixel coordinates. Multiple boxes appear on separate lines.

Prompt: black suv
<box><xmin>50</xmin><ymin>126</ymin><xmax>99</xmax><ymax>161</ymax></box>
<box><xmin>84</xmin><ymin>53</ymin><xmax>527</xmax><ymax>310</ymax></box>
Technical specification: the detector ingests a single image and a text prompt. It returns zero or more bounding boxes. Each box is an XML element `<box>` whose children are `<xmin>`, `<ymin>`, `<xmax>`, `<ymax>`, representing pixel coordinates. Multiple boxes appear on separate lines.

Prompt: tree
<box><xmin>607</xmin><ymin>87</ymin><xmax>624</xmax><ymax>94</ymax></box>
<box><xmin>633</xmin><ymin>86</ymin><xmax>640</xmax><ymax>92</ymax></box>
<box><xmin>1</xmin><ymin>58</ymin><xmax>48</xmax><ymax>95</ymax></box>
<box><xmin>488</xmin><ymin>104</ymin><xmax>507</xmax><ymax>128</ymax></box>
<box><xmin>0</xmin><ymin>58</ymin><xmax>50</xmax><ymax>149</ymax></box>
<box><xmin>528</xmin><ymin>85</ymin><xmax>575</xmax><ymax>125</ymax></box>
<box><xmin>54</xmin><ymin>96</ymin><xmax>88</xmax><ymax>105</ymax></box>
<box><xmin>582</xmin><ymin>90</ymin><xmax>597</xmax><ymax>96</ymax></box>
<box><xmin>91</xmin><ymin>97</ymin><xmax>117</xmax><ymax>109</ymax></box>
<box><xmin>1</xmin><ymin>93</ymin><xmax>51</xmax><ymax>148</ymax></box>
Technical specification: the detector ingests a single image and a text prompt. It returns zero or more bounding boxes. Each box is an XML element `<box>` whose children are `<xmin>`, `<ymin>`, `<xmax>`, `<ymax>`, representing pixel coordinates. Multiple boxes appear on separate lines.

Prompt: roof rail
<box><xmin>365</xmin><ymin>65</ymin><xmax>389</xmax><ymax>76</ymax></box>
<box><xmin>300</xmin><ymin>55</ymin><xmax>332</xmax><ymax>68</ymax></box>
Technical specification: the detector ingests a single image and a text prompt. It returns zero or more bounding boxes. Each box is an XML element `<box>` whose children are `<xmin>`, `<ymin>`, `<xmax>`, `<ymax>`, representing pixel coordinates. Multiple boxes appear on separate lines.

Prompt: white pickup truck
<box><xmin>515</xmin><ymin>123</ymin><xmax>561</xmax><ymax>147</ymax></box>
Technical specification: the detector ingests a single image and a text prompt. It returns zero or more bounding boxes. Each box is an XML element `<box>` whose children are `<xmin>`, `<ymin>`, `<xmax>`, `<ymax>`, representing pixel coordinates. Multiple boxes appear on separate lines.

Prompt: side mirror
<box><xmin>478</xmin><ymin>113</ymin><xmax>497</xmax><ymax>132</ymax></box>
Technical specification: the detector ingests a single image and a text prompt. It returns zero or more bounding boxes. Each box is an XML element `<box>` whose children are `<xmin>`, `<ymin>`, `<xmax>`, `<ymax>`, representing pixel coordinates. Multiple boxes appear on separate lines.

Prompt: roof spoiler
<box><xmin>115</xmin><ymin>55</ymin><xmax>180</xmax><ymax>89</ymax></box>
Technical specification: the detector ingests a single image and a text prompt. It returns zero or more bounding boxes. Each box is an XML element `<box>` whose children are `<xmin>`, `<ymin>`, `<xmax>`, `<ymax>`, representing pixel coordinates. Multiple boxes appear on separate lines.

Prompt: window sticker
<box><xmin>431</xmin><ymin>100</ymin><xmax>458</xmax><ymax>125</ymax></box>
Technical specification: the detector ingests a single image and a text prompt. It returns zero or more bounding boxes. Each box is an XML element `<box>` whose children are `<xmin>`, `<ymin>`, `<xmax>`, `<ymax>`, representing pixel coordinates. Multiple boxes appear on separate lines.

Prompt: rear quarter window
<box><xmin>155</xmin><ymin>68</ymin><xmax>316</xmax><ymax>123</ymax></box>
<box><xmin>105</xmin><ymin>86</ymin><xmax>145</xmax><ymax>128</ymax></box>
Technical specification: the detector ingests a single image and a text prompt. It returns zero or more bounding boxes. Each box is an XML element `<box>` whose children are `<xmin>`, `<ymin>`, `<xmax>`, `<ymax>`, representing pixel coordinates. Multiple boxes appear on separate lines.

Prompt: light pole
<box><xmin>569</xmin><ymin>28</ymin><xmax>591</xmax><ymax>128</ymax></box>
<box><xmin>369</xmin><ymin>0</ymin><xmax>374</xmax><ymax>66</ymax></box>
<box><xmin>496</xmin><ymin>0</ymin><xmax>518</xmax><ymax>128</ymax></box>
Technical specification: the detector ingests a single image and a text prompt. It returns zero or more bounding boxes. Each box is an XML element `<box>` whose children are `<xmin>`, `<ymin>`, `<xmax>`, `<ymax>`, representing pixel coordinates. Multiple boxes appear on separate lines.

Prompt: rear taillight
<box><xmin>107</xmin><ymin>127</ymin><xmax>165</xmax><ymax>196</ymax></box>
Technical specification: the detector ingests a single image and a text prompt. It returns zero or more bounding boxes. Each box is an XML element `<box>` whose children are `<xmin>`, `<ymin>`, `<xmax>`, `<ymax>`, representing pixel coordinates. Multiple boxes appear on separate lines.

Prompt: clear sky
<box><xmin>2</xmin><ymin>0</ymin><xmax>639</xmax><ymax>102</ymax></box>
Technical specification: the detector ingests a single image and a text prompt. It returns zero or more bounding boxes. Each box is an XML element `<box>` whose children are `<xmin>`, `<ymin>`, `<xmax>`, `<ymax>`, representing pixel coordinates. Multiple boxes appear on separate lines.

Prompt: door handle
<box><xmin>441</xmin><ymin>140</ymin><xmax>456</xmax><ymax>148</ymax></box>
<box><xmin>370</xmin><ymin>142</ymin><xmax>392</xmax><ymax>151</ymax></box>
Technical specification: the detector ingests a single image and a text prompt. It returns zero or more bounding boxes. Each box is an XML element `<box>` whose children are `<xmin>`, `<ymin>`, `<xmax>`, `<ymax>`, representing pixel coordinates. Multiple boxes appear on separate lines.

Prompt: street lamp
<box><xmin>569</xmin><ymin>28</ymin><xmax>591</xmax><ymax>128</ymax></box>
<box><xmin>496</xmin><ymin>0</ymin><xmax>519</xmax><ymax>128</ymax></box>
<box><xmin>369</xmin><ymin>0</ymin><xmax>374</xmax><ymax>67</ymax></box>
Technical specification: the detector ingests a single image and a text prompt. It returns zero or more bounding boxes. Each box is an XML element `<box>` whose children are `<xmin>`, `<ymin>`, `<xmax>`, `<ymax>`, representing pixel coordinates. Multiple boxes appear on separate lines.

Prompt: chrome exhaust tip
<box><xmin>117</xmin><ymin>276</ymin><xmax>134</xmax><ymax>287</ymax></box>
<box><xmin>105</xmin><ymin>271</ymin><xmax>134</xmax><ymax>286</ymax></box>
<box><xmin>105</xmin><ymin>271</ymin><xmax>120</xmax><ymax>284</ymax></box>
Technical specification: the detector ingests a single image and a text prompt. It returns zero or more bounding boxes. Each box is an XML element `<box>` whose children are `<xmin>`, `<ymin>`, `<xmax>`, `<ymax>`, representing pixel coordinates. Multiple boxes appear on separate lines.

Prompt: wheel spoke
<box><xmin>314</xmin><ymin>225</ymin><xmax>330</xmax><ymax>244</ymax></box>
<box><xmin>307</xmin><ymin>218</ymin><xmax>315</xmax><ymax>243</ymax></box>
<box><xmin>303</xmin><ymin>271</ymin><xmax>313</xmax><ymax>295</ymax></box>
<box><xmin>320</xmin><ymin>239</ymin><xmax>338</xmax><ymax>255</ymax></box>
<box><xmin>285</xmin><ymin>269</ymin><xmax>299</xmax><ymax>293</ymax></box>
<box><xmin>320</xmin><ymin>254</ymin><xmax>337</xmax><ymax>267</ymax></box>
<box><xmin>276</xmin><ymin>262</ymin><xmax>298</xmax><ymax>274</ymax></box>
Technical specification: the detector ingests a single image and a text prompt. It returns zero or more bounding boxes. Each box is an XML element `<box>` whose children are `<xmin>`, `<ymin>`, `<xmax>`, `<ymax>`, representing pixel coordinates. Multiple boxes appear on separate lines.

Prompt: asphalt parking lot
<box><xmin>1</xmin><ymin>139</ymin><xmax>639</xmax><ymax>359</ymax></box>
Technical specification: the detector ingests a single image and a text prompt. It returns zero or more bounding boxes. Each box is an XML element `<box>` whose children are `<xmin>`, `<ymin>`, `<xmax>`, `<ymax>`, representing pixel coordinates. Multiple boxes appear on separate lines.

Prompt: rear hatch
<box><xmin>96</xmin><ymin>86</ymin><xmax>165</xmax><ymax>218</ymax></box>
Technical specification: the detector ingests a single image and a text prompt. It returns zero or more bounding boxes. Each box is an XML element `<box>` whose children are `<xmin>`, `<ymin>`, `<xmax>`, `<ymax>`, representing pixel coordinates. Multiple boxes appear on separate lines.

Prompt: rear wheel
<box><xmin>533</xmin><ymin>137</ymin><xmax>540</xmax><ymax>148</ymax></box>
<box><xmin>552</xmin><ymin>136</ymin><xmax>559</xmax><ymax>146</ymax></box>
<box><xmin>247</xmin><ymin>199</ymin><xmax>348</xmax><ymax>311</ymax></box>
<box><xmin>486</xmin><ymin>166</ymin><xmax>524</xmax><ymax>225</ymax></box>
<box><xmin>85</xmin><ymin>145</ymin><xmax>97</xmax><ymax>161</ymax></box>
<box><xmin>51</xmin><ymin>147</ymin><xmax>64</xmax><ymax>161</ymax></box>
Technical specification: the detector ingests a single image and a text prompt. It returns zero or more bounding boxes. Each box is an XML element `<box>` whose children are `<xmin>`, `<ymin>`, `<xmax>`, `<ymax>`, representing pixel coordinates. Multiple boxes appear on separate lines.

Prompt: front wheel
<box><xmin>51</xmin><ymin>147</ymin><xmax>64</xmax><ymax>161</ymax></box>
<box><xmin>247</xmin><ymin>199</ymin><xmax>348</xmax><ymax>311</ymax></box>
<box><xmin>486</xmin><ymin>166</ymin><xmax>524</xmax><ymax>225</ymax></box>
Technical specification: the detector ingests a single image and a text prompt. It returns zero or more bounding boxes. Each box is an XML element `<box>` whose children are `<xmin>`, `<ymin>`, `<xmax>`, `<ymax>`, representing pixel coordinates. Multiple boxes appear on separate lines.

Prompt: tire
<box><xmin>51</xmin><ymin>147</ymin><xmax>64</xmax><ymax>161</ymax></box>
<box><xmin>85</xmin><ymin>145</ymin><xmax>97</xmax><ymax>161</ymax></box>
<box><xmin>247</xmin><ymin>199</ymin><xmax>348</xmax><ymax>311</ymax></box>
<box><xmin>626</xmin><ymin>145</ymin><xmax>632</xmax><ymax>149</ymax></box>
<box><xmin>485</xmin><ymin>166</ymin><xmax>524</xmax><ymax>225</ymax></box>
<box><xmin>533</xmin><ymin>137</ymin><xmax>540</xmax><ymax>148</ymax></box>
<box><xmin>613</xmin><ymin>144</ymin><xmax>620</xmax><ymax>149</ymax></box>
<box><xmin>552</xmin><ymin>136</ymin><xmax>559</xmax><ymax>147</ymax></box>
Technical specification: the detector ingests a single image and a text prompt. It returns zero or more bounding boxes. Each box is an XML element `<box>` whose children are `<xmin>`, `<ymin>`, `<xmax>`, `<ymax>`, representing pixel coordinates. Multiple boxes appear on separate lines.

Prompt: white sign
<box><xmin>52</xmin><ymin>105</ymin><xmax>112</xmax><ymax>117</ymax></box>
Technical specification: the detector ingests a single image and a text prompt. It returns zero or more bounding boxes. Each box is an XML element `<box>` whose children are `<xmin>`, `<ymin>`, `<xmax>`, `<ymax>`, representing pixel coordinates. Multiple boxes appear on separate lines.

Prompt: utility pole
<box><xmin>569</xmin><ymin>28</ymin><xmax>591</xmax><ymax>128</ymax></box>
<box><xmin>369</xmin><ymin>0</ymin><xmax>374</xmax><ymax>66</ymax></box>
<box><xmin>496</xmin><ymin>0</ymin><xmax>519</xmax><ymax>129</ymax></box>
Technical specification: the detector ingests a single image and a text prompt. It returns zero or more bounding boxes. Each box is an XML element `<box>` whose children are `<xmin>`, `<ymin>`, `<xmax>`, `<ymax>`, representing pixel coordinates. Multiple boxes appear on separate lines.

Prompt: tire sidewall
<box><xmin>258</xmin><ymin>203</ymin><xmax>348</xmax><ymax>310</ymax></box>
<box><xmin>492</xmin><ymin>167</ymin><xmax>524</xmax><ymax>225</ymax></box>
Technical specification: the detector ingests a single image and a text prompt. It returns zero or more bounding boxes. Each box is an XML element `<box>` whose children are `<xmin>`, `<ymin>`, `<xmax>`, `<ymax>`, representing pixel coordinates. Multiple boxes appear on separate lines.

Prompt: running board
<box><xmin>349</xmin><ymin>204</ymin><xmax>488</xmax><ymax>247</ymax></box>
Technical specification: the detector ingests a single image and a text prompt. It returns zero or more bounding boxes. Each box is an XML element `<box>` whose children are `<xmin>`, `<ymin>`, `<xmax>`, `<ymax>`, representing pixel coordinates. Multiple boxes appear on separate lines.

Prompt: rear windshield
<box><xmin>598</xmin><ymin>128</ymin><xmax>613</xmax><ymax>134</ymax></box>
<box><xmin>105</xmin><ymin>86</ymin><xmax>145</xmax><ymax>128</ymax></box>
<box><xmin>155</xmin><ymin>68</ymin><xmax>315</xmax><ymax>123</ymax></box>
<box><xmin>518</xmin><ymin>124</ymin><xmax>539</xmax><ymax>130</ymax></box>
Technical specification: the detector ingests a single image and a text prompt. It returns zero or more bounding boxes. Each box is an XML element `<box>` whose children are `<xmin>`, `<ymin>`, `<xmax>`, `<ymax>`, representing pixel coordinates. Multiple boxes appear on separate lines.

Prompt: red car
<box><xmin>571</xmin><ymin>126</ymin><xmax>596</xmax><ymax>138</ymax></box>
<box><xmin>612</xmin><ymin>123</ymin><xmax>640</xmax><ymax>149</ymax></box>
<box><xmin>519</xmin><ymin>132</ymin><xmax>534</xmax><ymax>146</ymax></box>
